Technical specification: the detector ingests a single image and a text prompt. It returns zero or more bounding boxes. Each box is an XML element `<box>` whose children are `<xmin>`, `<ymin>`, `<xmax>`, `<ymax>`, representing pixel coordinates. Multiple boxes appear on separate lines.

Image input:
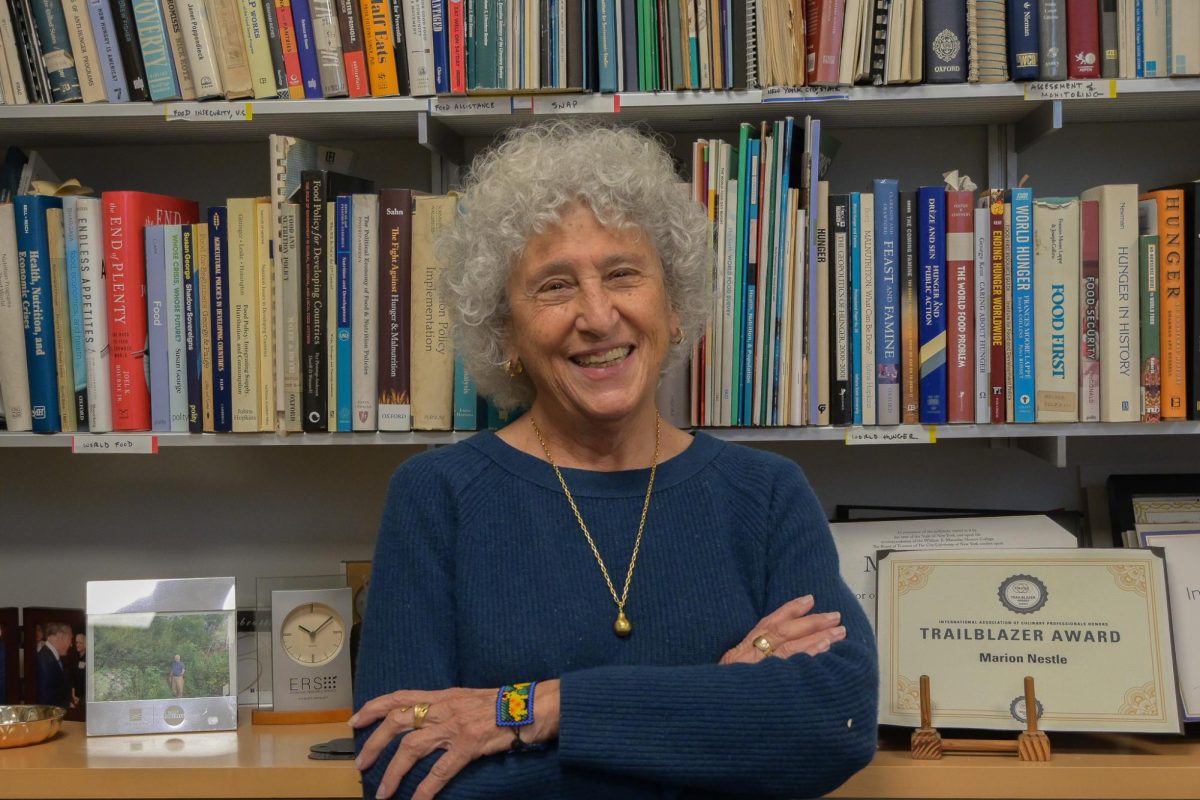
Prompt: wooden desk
<box><xmin>2</xmin><ymin>717</ymin><xmax>1197</xmax><ymax>799</ymax></box>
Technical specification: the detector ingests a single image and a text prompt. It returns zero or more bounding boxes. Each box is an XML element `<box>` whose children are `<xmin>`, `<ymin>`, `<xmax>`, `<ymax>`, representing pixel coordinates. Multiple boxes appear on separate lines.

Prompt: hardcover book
<box><xmin>945</xmin><ymin>188</ymin><xmax>974</xmax><ymax>423</ymax></box>
<box><xmin>924</xmin><ymin>0</ymin><xmax>967</xmax><ymax>82</ymax></box>
<box><xmin>1099</xmin><ymin>0</ymin><xmax>1118</xmax><ymax>76</ymax></box>
<box><xmin>377</xmin><ymin>187</ymin><xmax>413</xmax><ymax>432</ymax></box>
<box><xmin>1033</xmin><ymin>197</ymin><xmax>1080</xmax><ymax>422</ymax></box>
<box><xmin>1009</xmin><ymin>186</ymin><xmax>1035</xmax><ymax>423</ymax></box>
<box><xmin>1080</xmin><ymin>184</ymin><xmax>1140</xmax><ymax>422</ymax></box>
<box><xmin>874</xmin><ymin>178</ymin><xmax>901</xmax><ymax>425</ymax></box>
<box><xmin>204</xmin><ymin>0</ymin><xmax>254</xmax><ymax>97</ymax></box>
<box><xmin>917</xmin><ymin>185</ymin><xmax>947</xmax><ymax>424</ymax></box>
<box><xmin>1006</xmin><ymin>0</ymin><xmax>1038</xmax><ymax>79</ymax></box>
<box><xmin>1038</xmin><ymin>0</ymin><xmax>1067</xmax><ymax>79</ymax></box>
<box><xmin>227</xmin><ymin>197</ymin><xmax>260</xmax><ymax>432</ymax></box>
<box><xmin>0</xmin><ymin>203</ymin><xmax>32</xmax><ymax>430</ymax></box>
<box><xmin>16</xmin><ymin>195</ymin><xmax>62</xmax><ymax>432</ymax></box>
<box><xmin>28</xmin><ymin>0</ymin><xmax>84</xmax><ymax>101</ymax></box>
<box><xmin>1066</xmin><ymin>0</ymin><xmax>1100</xmax><ymax>77</ymax></box>
<box><xmin>1139</xmin><ymin>188</ymin><xmax>1186</xmax><ymax>419</ymax></box>
<box><xmin>178</xmin><ymin>0</ymin><xmax>223</xmax><ymax>98</ymax></box>
<box><xmin>973</xmin><ymin>206</ymin><xmax>991</xmax><ymax>422</ymax></box>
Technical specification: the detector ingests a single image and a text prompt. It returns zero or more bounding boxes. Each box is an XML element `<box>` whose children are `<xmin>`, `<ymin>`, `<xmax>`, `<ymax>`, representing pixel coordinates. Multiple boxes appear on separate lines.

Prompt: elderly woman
<box><xmin>352</xmin><ymin>121</ymin><xmax>877</xmax><ymax>800</ymax></box>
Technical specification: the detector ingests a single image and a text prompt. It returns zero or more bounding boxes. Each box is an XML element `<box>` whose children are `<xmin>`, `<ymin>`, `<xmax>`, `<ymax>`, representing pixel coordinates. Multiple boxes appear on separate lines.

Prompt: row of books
<box><xmin>3</xmin><ymin>1</ymin><xmax>1196</xmax><ymax>106</ymax></box>
<box><xmin>687</xmin><ymin>118</ymin><xmax>1200</xmax><ymax>428</ymax></box>
<box><xmin>0</xmin><ymin>181</ymin><xmax>514</xmax><ymax>433</ymax></box>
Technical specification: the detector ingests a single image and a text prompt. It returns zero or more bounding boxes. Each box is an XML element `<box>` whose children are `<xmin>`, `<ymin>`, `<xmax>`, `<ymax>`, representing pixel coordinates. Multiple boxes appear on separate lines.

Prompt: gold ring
<box><xmin>752</xmin><ymin>635</ymin><xmax>774</xmax><ymax>657</ymax></box>
<box><xmin>412</xmin><ymin>703</ymin><xmax>430</xmax><ymax>729</ymax></box>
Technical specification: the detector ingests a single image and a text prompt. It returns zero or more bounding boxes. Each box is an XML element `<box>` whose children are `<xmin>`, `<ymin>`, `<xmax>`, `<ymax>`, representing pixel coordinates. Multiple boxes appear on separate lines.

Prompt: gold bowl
<box><xmin>0</xmin><ymin>705</ymin><xmax>66</xmax><ymax>749</ymax></box>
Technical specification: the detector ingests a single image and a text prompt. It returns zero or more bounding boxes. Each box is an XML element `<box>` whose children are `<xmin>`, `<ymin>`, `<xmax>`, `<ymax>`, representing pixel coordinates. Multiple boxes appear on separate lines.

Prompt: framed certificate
<box><xmin>877</xmin><ymin>548</ymin><xmax>1183</xmax><ymax>733</ymax></box>
<box><xmin>1136</xmin><ymin>529</ymin><xmax>1200</xmax><ymax>722</ymax></box>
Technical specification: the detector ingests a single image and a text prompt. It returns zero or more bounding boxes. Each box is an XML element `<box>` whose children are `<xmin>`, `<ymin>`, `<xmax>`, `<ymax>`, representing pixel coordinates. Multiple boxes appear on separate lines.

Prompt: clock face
<box><xmin>280</xmin><ymin>602</ymin><xmax>346</xmax><ymax>667</ymax></box>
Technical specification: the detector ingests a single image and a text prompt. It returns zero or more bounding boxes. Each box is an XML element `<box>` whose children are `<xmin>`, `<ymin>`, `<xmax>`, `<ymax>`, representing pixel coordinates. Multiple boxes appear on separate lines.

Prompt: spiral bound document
<box><xmin>746</xmin><ymin>0</ymin><xmax>758</xmax><ymax>88</ymax></box>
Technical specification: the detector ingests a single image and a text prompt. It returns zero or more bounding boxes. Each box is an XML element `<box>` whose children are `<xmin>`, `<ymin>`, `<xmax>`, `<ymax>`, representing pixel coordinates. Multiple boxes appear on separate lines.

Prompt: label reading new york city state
<box><xmin>1023</xmin><ymin>80</ymin><xmax>1117</xmax><ymax>101</ymax></box>
<box><xmin>844</xmin><ymin>426</ymin><xmax>937</xmax><ymax>445</ymax></box>
<box><xmin>71</xmin><ymin>435</ymin><xmax>159</xmax><ymax>454</ymax></box>
<box><xmin>165</xmin><ymin>103</ymin><xmax>253</xmax><ymax>122</ymax></box>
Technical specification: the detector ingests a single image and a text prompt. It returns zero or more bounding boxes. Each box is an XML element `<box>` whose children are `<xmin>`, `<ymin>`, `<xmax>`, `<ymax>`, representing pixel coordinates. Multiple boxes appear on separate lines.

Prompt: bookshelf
<box><xmin>2</xmin><ymin>77</ymin><xmax>1200</xmax><ymax>797</ymax></box>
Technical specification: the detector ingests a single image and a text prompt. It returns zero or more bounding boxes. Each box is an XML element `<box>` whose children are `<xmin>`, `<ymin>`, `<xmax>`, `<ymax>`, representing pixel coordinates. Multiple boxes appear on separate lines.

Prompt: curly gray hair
<box><xmin>440</xmin><ymin>120</ymin><xmax>714</xmax><ymax>410</ymax></box>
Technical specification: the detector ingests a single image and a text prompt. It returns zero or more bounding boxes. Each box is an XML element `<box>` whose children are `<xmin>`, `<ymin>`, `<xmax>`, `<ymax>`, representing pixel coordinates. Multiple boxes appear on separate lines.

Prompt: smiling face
<box><xmin>507</xmin><ymin>203</ymin><xmax>680</xmax><ymax>427</ymax></box>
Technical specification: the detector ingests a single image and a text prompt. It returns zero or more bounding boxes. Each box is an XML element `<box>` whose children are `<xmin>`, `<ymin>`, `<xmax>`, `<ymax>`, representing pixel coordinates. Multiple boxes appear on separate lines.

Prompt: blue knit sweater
<box><xmin>353</xmin><ymin>431</ymin><xmax>878</xmax><ymax>799</ymax></box>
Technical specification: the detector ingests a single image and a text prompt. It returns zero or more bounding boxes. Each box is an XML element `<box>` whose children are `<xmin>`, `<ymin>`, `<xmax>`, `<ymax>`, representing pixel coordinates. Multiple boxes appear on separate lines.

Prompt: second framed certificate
<box><xmin>877</xmin><ymin>548</ymin><xmax>1183</xmax><ymax>733</ymax></box>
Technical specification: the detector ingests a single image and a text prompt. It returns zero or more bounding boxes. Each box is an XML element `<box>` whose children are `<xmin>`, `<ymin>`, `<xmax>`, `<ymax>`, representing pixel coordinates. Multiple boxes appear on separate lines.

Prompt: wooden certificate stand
<box><xmin>911</xmin><ymin>675</ymin><xmax>1051</xmax><ymax>761</ymax></box>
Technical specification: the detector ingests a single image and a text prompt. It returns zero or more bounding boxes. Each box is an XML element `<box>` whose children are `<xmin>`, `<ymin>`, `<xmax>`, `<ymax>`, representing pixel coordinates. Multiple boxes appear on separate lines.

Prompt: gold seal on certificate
<box><xmin>877</xmin><ymin>548</ymin><xmax>1183</xmax><ymax>733</ymax></box>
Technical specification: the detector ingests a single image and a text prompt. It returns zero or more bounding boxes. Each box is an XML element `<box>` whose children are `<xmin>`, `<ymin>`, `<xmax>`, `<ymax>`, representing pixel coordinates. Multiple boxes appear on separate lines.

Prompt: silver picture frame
<box><xmin>86</xmin><ymin>577</ymin><xmax>237</xmax><ymax>736</ymax></box>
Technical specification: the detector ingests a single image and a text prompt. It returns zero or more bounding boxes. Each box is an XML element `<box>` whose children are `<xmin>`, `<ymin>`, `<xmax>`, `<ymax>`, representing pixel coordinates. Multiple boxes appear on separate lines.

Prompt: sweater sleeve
<box><xmin>556</xmin><ymin>459</ymin><xmax>879</xmax><ymax>797</ymax></box>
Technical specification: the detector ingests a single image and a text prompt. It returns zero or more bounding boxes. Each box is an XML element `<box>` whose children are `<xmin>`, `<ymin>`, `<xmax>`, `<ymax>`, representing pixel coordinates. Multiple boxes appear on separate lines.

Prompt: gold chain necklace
<box><xmin>530</xmin><ymin>414</ymin><xmax>660</xmax><ymax>637</ymax></box>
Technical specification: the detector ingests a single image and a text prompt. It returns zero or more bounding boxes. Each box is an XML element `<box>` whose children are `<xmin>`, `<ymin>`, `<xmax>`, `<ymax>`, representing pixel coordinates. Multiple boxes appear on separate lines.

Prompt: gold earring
<box><xmin>670</xmin><ymin>328</ymin><xmax>684</xmax><ymax>345</ymax></box>
<box><xmin>505</xmin><ymin>358</ymin><xmax>524</xmax><ymax>377</ymax></box>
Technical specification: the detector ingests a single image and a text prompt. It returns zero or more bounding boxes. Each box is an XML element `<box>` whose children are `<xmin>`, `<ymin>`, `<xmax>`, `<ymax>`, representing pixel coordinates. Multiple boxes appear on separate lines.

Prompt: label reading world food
<box><xmin>71</xmin><ymin>435</ymin><xmax>159</xmax><ymax>454</ymax></box>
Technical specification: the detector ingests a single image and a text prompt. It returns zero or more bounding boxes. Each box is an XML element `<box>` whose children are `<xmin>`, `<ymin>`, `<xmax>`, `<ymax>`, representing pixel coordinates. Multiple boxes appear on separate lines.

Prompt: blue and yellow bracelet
<box><xmin>497</xmin><ymin>682</ymin><xmax>544</xmax><ymax>752</ymax></box>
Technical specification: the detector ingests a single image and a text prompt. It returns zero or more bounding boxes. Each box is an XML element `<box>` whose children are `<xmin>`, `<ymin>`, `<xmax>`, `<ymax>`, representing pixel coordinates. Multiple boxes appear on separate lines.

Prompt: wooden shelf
<box><xmin>2</xmin><ymin>715</ymin><xmax>1195</xmax><ymax>799</ymax></box>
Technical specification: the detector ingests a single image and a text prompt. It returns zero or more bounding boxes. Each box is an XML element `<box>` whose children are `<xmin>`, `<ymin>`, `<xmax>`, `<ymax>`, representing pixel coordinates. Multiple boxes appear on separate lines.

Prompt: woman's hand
<box><xmin>719</xmin><ymin>595</ymin><xmax>846</xmax><ymax>665</ymax></box>
<box><xmin>352</xmin><ymin>680</ymin><xmax>561</xmax><ymax>800</ymax></box>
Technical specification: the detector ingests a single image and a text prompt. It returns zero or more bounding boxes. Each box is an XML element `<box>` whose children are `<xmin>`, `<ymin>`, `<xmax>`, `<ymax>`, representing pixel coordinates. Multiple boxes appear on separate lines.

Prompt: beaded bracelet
<box><xmin>497</xmin><ymin>682</ymin><xmax>545</xmax><ymax>752</ymax></box>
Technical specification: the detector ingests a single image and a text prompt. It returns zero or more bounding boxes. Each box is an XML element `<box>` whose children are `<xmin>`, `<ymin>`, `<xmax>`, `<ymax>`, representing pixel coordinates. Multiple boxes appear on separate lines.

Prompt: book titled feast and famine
<box><xmin>876</xmin><ymin>547</ymin><xmax>1183</xmax><ymax>733</ymax></box>
<box><xmin>1136</xmin><ymin>529</ymin><xmax>1200</xmax><ymax>721</ymax></box>
<box><xmin>829</xmin><ymin>514</ymin><xmax>1077</xmax><ymax>627</ymax></box>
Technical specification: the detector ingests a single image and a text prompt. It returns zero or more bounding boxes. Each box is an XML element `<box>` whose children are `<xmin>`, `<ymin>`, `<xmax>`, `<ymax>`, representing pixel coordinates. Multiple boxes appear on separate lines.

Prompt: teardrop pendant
<box><xmin>613</xmin><ymin>611</ymin><xmax>632</xmax><ymax>637</ymax></box>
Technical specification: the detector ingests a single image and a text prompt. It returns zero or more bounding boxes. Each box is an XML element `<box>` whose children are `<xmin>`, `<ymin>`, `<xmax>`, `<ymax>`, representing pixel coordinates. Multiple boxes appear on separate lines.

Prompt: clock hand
<box><xmin>313</xmin><ymin>616</ymin><xmax>335</xmax><ymax>635</ymax></box>
<box><xmin>297</xmin><ymin>624</ymin><xmax>313</xmax><ymax>635</ymax></box>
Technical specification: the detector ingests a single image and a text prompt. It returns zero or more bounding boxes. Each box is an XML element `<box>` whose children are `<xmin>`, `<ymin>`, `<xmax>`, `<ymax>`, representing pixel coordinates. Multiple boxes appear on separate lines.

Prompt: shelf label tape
<box><xmin>532</xmin><ymin>94</ymin><xmax>620</xmax><ymax>114</ymax></box>
<box><xmin>429</xmin><ymin>96</ymin><xmax>514</xmax><ymax>116</ymax></box>
<box><xmin>164</xmin><ymin>103</ymin><xmax>253</xmax><ymax>122</ymax></box>
<box><xmin>72</xmin><ymin>435</ymin><xmax>159</xmax><ymax>454</ymax></box>
<box><xmin>1024</xmin><ymin>80</ymin><xmax>1116</xmax><ymax>101</ymax></box>
<box><xmin>762</xmin><ymin>85</ymin><xmax>851</xmax><ymax>103</ymax></box>
<box><xmin>844</xmin><ymin>426</ymin><xmax>937</xmax><ymax>445</ymax></box>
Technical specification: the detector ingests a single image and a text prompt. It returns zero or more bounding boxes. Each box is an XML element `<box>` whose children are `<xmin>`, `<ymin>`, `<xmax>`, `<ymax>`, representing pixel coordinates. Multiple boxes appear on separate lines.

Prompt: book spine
<box><xmin>46</xmin><ymin>208</ymin><xmax>76</xmax><ymax>431</ymax></box>
<box><xmin>211</xmin><ymin>0</ymin><xmax>256</xmax><ymax>96</ymax></box>
<box><xmin>85</xmin><ymin>0</ymin><xmax>127</xmax><ymax>101</ymax></box>
<box><xmin>351</xmin><ymin>193</ymin><xmax>377</xmax><ymax>430</ymax></box>
<box><xmin>830</xmin><ymin>193</ymin><xmax>851</xmax><ymax>425</ymax></box>
<box><xmin>334</xmin><ymin>193</ymin><xmax>352</xmax><ymax>430</ymax></box>
<box><xmin>254</xmin><ymin>198</ymin><xmax>273</xmax><ymax>431</ymax></box>
<box><xmin>597</xmin><ymin>0</ymin><xmax>615</xmax><ymax>90</ymax></box>
<box><xmin>181</xmin><ymin>223</ymin><xmax>202</xmax><ymax>432</ymax></box>
<box><xmin>985</xmin><ymin>189</ymin><xmax>1006</xmax><ymax>422</ymax></box>
<box><xmin>924</xmin><ymin>0</ymin><xmax>968</xmax><ymax>83</ymax></box>
<box><xmin>900</xmin><ymin>191</ymin><xmax>919</xmax><ymax>424</ymax></box>
<box><xmin>61</xmin><ymin>198</ymin><xmax>88</xmax><ymax>428</ymax></box>
<box><xmin>410</xmin><ymin>194</ymin><xmax>454</xmax><ymax>430</ymax></box>
<box><xmin>164</xmin><ymin>225</ymin><xmax>187</xmax><ymax>431</ymax></box>
<box><xmin>867</xmin><ymin>0</ymin><xmax>889</xmax><ymax>84</ymax></box>
<box><xmin>300</xmin><ymin>174</ymin><xmax>327</xmax><ymax>430</ymax></box>
<box><xmin>273</xmin><ymin>0</ymin><xmax>304</xmax><ymax>96</ymax></box>
<box><xmin>307</xmin><ymin>0</ymin><xmax>346</xmax><ymax>95</ymax></box>
<box><xmin>1138</xmin><ymin>220</ymin><xmax>1161</xmax><ymax>421</ymax></box>
<box><xmin>447</xmin><ymin>0</ymin><xmax>464</xmax><ymax>90</ymax></box>
<box><xmin>62</xmin><ymin>0</ymin><xmax>107</xmax><ymax>101</ymax></box>
<box><xmin>1135</xmin><ymin>0</ymin><xmax>1145</xmax><ymax>76</ymax></box>
<box><xmin>917</xmin><ymin>186</ymin><xmax>947</xmax><ymax>424</ymax></box>
<box><xmin>1083</xmin><ymin>184</ymin><xmax>1141</xmax><ymax>421</ymax></box>
<box><xmin>325</xmin><ymin>199</ymin><xmax>337</xmax><ymax>430</ymax></box>
<box><xmin>850</xmin><ymin>191</ymin><xmax>862</xmax><ymax>424</ymax></box>
<box><xmin>1100</xmin><ymin>0</ymin><xmax>1118</xmax><ymax>76</ymax></box>
<box><xmin>259</xmin><ymin>0</ymin><xmax>289</xmax><ymax>94</ymax></box>
<box><xmin>283</xmin><ymin>0</ymin><xmax>322</xmax><ymax>94</ymax></box>
<box><xmin>335</xmin><ymin>0</ymin><xmax>369</xmax><ymax>95</ymax></box>
<box><xmin>405</xmin><ymin>0</ymin><xmax>435</xmax><ymax>94</ymax></box>
<box><xmin>377</xmin><ymin>187</ymin><xmax>412</xmax><ymax>431</ymax></box>
<box><xmin>194</xmin><ymin>222</ymin><xmax>214</xmax><ymax>431</ymax></box>
<box><xmin>1033</xmin><ymin>198</ymin><xmax>1080</xmax><ymax>422</ymax></box>
<box><xmin>179</xmin><ymin>0</ymin><xmax>223</xmax><ymax>98</ymax></box>
<box><xmin>227</xmin><ymin>198</ymin><xmax>258</xmax><ymax>432</ymax></box>
<box><xmin>430</xmin><ymin>0</ymin><xmax>447</xmax><ymax>91</ymax></box>
<box><xmin>973</xmin><ymin>206</ymin><xmax>990</xmax><ymax>423</ymax></box>
<box><xmin>358</xmin><ymin>0</ymin><xmax>397</xmax><ymax>94</ymax></box>
<box><xmin>1145</xmin><ymin>189</ymin><xmax>1187</xmax><ymax>418</ymax></box>
<box><xmin>859</xmin><ymin>192</ymin><xmax>876</xmax><ymax>426</ymax></box>
<box><xmin>208</xmin><ymin>206</ymin><xmax>232</xmax><ymax>431</ymax></box>
<box><xmin>1038</xmin><ymin>0</ymin><xmax>1067</xmax><ymax>79</ymax></box>
<box><xmin>1169</xmin><ymin>0</ymin><xmax>1200</xmax><ymax>74</ymax></box>
<box><xmin>19</xmin><ymin>197</ymin><xmax>60</xmax><ymax>431</ymax></box>
<box><xmin>131</xmin><ymin>0</ymin><xmax>181</xmax><ymax>100</ymax></box>
<box><xmin>874</xmin><ymin>178</ymin><xmax>900</xmax><ymax>425</ymax></box>
<box><xmin>945</xmin><ymin>189</ymin><xmax>974</xmax><ymax>423</ymax></box>
<box><xmin>451</xmin><ymin>353</ymin><xmax>476</xmax><ymax>429</ymax></box>
<box><xmin>239</xmin><ymin>0</ymin><xmax>281</xmax><ymax>98</ymax></box>
<box><xmin>29</xmin><ymin>0</ymin><xmax>84</xmax><ymax>100</ymax></box>
<box><xmin>0</xmin><ymin>0</ymin><xmax>31</xmax><ymax>103</ymax></box>
<box><xmin>1006</xmin><ymin>0</ymin><xmax>1038</xmax><ymax>78</ymax></box>
<box><xmin>108</xmin><ymin>0</ymin><xmax>151</xmax><ymax>99</ymax></box>
<box><xmin>145</xmin><ymin>225</ymin><xmax>170</xmax><ymax>431</ymax></box>
<box><xmin>1009</xmin><ymin>186</ymin><xmax>1035</xmax><ymax>423</ymax></box>
<box><xmin>279</xmin><ymin>202</ymin><xmax>301</xmax><ymax>430</ymax></box>
<box><xmin>1143</xmin><ymin>0</ymin><xmax>1167</xmax><ymax>76</ymax></box>
<box><xmin>161</xmin><ymin>0</ymin><xmax>197</xmax><ymax>98</ymax></box>
<box><xmin>14</xmin><ymin>0</ymin><xmax>52</xmax><ymax>104</ymax></box>
<box><xmin>1066</xmin><ymin>0</ymin><xmax>1100</xmax><ymax>77</ymax></box>
<box><xmin>0</xmin><ymin>204</ymin><xmax>31</xmax><ymax>430</ymax></box>
<box><xmin>1079</xmin><ymin>197</ymin><xmax>1100</xmax><ymax>421</ymax></box>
